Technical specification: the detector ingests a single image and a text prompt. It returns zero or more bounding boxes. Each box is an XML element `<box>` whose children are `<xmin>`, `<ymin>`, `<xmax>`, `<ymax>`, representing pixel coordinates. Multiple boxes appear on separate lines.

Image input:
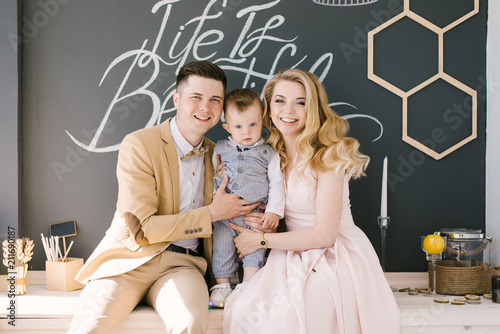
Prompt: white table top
<box><xmin>1</xmin><ymin>271</ymin><xmax>500</xmax><ymax>332</ymax></box>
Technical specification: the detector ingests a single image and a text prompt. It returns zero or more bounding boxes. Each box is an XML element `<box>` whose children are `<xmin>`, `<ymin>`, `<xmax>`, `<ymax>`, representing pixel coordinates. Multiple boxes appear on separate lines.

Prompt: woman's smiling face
<box><xmin>270</xmin><ymin>80</ymin><xmax>307</xmax><ymax>140</ymax></box>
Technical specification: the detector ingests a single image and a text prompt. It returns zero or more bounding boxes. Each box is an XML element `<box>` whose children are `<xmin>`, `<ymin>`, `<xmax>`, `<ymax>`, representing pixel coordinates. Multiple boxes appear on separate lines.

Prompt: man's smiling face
<box><xmin>173</xmin><ymin>75</ymin><xmax>224</xmax><ymax>146</ymax></box>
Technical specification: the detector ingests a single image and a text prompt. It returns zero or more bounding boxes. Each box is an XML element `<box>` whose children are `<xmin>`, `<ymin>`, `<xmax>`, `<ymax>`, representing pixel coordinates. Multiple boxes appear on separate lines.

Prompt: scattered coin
<box><xmin>466</xmin><ymin>300</ymin><xmax>481</xmax><ymax>305</ymax></box>
<box><xmin>451</xmin><ymin>301</ymin><xmax>465</xmax><ymax>305</ymax></box>
<box><xmin>408</xmin><ymin>291</ymin><xmax>419</xmax><ymax>295</ymax></box>
<box><xmin>454</xmin><ymin>297</ymin><xmax>467</xmax><ymax>302</ymax></box>
<box><xmin>483</xmin><ymin>293</ymin><xmax>493</xmax><ymax>300</ymax></box>
<box><xmin>465</xmin><ymin>294</ymin><xmax>480</xmax><ymax>301</ymax></box>
<box><xmin>398</xmin><ymin>287</ymin><xmax>410</xmax><ymax>292</ymax></box>
<box><xmin>434</xmin><ymin>298</ymin><xmax>449</xmax><ymax>303</ymax></box>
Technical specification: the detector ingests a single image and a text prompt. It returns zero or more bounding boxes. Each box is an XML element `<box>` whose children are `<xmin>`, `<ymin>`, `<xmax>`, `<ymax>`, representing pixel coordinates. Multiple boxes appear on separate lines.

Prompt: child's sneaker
<box><xmin>209</xmin><ymin>283</ymin><xmax>232</xmax><ymax>308</ymax></box>
<box><xmin>232</xmin><ymin>282</ymin><xmax>247</xmax><ymax>292</ymax></box>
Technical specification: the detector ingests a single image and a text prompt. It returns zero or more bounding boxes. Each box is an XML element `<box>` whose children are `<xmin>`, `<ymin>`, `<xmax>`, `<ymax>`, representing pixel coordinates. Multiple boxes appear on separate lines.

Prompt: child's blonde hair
<box><xmin>263</xmin><ymin>68</ymin><xmax>370</xmax><ymax>180</ymax></box>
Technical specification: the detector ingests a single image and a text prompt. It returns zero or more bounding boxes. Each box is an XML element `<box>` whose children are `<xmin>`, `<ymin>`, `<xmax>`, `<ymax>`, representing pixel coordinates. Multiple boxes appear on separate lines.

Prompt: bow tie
<box><xmin>181</xmin><ymin>146</ymin><xmax>209</xmax><ymax>160</ymax></box>
<box><xmin>236</xmin><ymin>146</ymin><xmax>250</xmax><ymax>152</ymax></box>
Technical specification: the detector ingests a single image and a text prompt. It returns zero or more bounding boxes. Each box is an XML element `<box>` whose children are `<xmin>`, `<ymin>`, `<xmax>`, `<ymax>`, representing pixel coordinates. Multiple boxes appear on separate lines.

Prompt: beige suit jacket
<box><xmin>76</xmin><ymin>119</ymin><xmax>214</xmax><ymax>284</ymax></box>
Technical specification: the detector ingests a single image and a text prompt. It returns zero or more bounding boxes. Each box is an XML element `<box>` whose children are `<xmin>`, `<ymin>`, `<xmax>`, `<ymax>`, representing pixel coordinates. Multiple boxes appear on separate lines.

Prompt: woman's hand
<box><xmin>230</xmin><ymin>223</ymin><xmax>263</xmax><ymax>258</ymax></box>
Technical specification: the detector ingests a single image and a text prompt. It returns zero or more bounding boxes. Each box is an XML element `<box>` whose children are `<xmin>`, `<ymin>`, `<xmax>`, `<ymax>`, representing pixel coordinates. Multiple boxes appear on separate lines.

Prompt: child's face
<box><xmin>223</xmin><ymin>103</ymin><xmax>263</xmax><ymax>146</ymax></box>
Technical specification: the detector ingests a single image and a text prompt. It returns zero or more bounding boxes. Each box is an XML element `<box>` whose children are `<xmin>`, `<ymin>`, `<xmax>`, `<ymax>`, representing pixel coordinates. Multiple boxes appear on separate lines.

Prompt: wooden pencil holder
<box><xmin>45</xmin><ymin>257</ymin><xmax>84</xmax><ymax>291</ymax></box>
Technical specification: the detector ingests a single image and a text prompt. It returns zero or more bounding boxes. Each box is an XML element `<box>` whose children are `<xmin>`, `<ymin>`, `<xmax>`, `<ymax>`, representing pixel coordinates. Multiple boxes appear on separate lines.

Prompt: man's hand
<box><xmin>208</xmin><ymin>175</ymin><xmax>259</xmax><ymax>222</ymax></box>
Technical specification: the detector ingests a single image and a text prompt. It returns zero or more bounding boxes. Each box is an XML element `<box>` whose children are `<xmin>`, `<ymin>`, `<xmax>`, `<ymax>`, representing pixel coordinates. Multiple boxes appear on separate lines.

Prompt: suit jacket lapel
<box><xmin>161</xmin><ymin>118</ymin><xmax>215</xmax><ymax>210</ymax></box>
<box><xmin>203</xmin><ymin>138</ymin><xmax>214</xmax><ymax>206</ymax></box>
<box><xmin>160</xmin><ymin>119</ymin><xmax>180</xmax><ymax>212</ymax></box>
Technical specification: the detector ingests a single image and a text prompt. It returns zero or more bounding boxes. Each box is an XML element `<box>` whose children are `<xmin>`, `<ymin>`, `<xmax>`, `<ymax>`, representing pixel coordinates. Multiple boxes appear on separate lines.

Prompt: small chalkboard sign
<box><xmin>49</xmin><ymin>220</ymin><xmax>77</xmax><ymax>237</ymax></box>
<box><xmin>49</xmin><ymin>220</ymin><xmax>77</xmax><ymax>258</ymax></box>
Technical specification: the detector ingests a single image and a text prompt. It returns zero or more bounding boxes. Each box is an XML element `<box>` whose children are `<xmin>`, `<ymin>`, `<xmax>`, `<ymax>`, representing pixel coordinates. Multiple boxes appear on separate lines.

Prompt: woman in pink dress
<box><xmin>223</xmin><ymin>68</ymin><xmax>400</xmax><ymax>334</ymax></box>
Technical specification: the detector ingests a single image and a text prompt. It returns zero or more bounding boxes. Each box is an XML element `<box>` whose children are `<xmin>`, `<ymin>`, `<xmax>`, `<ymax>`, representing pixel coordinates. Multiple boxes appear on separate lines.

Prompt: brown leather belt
<box><xmin>166</xmin><ymin>244</ymin><xmax>199</xmax><ymax>257</ymax></box>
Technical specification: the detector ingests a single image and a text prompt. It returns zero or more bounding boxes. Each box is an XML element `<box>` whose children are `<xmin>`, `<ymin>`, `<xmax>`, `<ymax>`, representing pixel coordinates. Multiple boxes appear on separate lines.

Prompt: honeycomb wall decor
<box><xmin>368</xmin><ymin>0</ymin><xmax>478</xmax><ymax>160</ymax></box>
<box><xmin>312</xmin><ymin>0</ymin><xmax>378</xmax><ymax>6</ymax></box>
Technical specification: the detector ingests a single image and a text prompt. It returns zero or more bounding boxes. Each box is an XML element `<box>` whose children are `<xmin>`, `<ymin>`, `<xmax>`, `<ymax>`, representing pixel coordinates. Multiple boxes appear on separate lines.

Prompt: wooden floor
<box><xmin>1</xmin><ymin>272</ymin><xmax>500</xmax><ymax>333</ymax></box>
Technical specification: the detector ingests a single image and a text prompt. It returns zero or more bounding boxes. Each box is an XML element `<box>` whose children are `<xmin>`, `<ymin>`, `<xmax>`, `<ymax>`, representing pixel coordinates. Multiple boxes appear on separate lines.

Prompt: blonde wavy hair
<box><xmin>263</xmin><ymin>68</ymin><xmax>370</xmax><ymax>180</ymax></box>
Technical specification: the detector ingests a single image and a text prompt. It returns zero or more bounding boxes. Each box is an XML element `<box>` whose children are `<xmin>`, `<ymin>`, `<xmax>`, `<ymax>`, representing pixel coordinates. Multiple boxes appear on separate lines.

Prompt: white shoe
<box><xmin>224</xmin><ymin>282</ymin><xmax>248</xmax><ymax>305</ymax></box>
<box><xmin>209</xmin><ymin>283</ymin><xmax>232</xmax><ymax>308</ymax></box>
<box><xmin>233</xmin><ymin>282</ymin><xmax>247</xmax><ymax>292</ymax></box>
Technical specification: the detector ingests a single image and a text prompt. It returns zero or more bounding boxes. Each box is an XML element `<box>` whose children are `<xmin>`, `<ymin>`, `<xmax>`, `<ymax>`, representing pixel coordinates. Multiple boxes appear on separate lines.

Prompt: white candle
<box><xmin>381</xmin><ymin>156</ymin><xmax>388</xmax><ymax>218</ymax></box>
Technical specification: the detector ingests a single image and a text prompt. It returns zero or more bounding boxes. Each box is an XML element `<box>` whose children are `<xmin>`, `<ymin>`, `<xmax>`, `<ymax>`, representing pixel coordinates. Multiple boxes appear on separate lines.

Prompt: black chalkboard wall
<box><xmin>21</xmin><ymin>0</ymin><xmax>487</xmax><ymax>272</ymax></box>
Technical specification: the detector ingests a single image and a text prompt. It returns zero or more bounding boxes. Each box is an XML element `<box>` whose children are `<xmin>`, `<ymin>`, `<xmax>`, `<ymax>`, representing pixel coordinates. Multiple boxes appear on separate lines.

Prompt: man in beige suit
<box><xmin>68</xmin><ymin>61</ymin><xmax>259</xmax><ymax>334</ymax></box>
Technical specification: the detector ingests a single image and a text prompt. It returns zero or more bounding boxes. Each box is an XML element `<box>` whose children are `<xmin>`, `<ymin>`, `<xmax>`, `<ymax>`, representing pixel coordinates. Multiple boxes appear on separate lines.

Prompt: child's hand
<box><xmin>261</xmin><ymin>212</ymin><xmax>279</xmax><ymax>229</ymax></box>
<box><xmin>215</xmin><ymin>154</ymin><xmax>226</xmax><ymax>178</ymax></box>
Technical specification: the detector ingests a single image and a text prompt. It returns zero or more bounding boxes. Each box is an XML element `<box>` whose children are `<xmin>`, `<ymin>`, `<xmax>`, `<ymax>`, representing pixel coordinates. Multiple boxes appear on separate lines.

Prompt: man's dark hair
<box><xmin>176</xmin><ymin>61</ymin><xmax>227</xmax><ymax>92</ymax></box>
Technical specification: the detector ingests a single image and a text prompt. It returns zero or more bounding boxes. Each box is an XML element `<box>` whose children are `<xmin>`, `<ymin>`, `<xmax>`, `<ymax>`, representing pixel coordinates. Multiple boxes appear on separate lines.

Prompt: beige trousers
<box><xmin>67</xmin><ymin>250</ymin><xmax>209</xmax><ymax>334</ymax></box>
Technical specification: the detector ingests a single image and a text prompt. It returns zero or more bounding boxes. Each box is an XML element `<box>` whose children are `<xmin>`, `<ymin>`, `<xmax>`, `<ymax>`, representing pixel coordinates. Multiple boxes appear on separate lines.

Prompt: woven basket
<box><xmin>428</xmin><ymin>260</ymin><xmax>493</xmax><ymax>295</ymax></box>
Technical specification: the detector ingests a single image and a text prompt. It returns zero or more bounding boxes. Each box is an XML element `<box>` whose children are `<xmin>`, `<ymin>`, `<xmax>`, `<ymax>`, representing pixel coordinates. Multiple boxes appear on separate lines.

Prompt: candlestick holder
<box><xmin>377</xmin><ymin>216</ymin><xmax>390</xmax><ymax>272</ymax></box>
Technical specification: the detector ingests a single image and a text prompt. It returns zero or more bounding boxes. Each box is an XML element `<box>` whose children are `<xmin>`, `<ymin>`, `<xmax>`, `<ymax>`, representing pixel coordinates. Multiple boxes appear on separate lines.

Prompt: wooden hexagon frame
<box><xmin>367</xmin><ymin>0</ymin><xmax>479</xmax><ymax>160</ymax></box>
<box><xmin>403</xmin><ymin>74</ymin><xmax>477</xmax><ymax>160</ymax></box>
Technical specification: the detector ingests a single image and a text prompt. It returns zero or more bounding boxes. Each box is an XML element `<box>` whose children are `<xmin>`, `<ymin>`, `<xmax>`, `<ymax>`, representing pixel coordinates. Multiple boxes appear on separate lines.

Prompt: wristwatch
<box><xmin>260</xmin><ymin>232</ymin><xmax>268</xmax><ymax>249</ymax></box>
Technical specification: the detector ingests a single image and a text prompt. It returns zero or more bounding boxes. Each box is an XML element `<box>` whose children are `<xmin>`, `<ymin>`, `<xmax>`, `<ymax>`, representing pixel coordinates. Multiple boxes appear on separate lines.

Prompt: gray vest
<box><xmin>214</xmin><ymin>139</ymin><xmax>273</xmax><ymax>202</ymax></box>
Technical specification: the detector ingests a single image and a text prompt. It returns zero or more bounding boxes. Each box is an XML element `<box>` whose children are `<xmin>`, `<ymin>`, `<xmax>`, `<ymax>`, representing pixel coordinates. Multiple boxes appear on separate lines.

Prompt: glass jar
<box><xmin>437</xmin><ymin>228</ymin><xmax>492</xmax><ymax>266</ymax></box>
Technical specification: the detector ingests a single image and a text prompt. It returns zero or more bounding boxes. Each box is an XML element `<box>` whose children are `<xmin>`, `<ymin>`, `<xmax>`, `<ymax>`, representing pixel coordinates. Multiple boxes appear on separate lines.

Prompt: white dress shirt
<box><xmin>169</xmin><ymin>117</ymin><xmax>206</xmax><ymax>252</ymax></box>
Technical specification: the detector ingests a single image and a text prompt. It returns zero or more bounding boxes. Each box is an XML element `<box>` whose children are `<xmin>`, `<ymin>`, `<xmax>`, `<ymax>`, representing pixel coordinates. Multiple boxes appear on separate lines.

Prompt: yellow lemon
<box><xmin>423</xmin><ymin>235</ymin><xmax>445</xmax><ymax>254</ymax></box>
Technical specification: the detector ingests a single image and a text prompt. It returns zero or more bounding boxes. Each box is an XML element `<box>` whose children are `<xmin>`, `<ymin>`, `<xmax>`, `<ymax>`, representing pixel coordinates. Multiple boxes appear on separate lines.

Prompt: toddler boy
<box><xmin>209</xmin><ymin>89</ymin><xmax>285</xmax><ymax>308</ymax></box>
